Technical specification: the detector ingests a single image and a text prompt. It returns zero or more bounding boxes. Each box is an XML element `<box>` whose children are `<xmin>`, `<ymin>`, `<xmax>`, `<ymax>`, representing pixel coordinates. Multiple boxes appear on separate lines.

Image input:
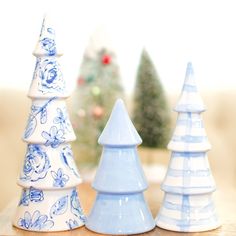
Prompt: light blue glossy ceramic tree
<box><xmin>13</xmin><ymin>16</ymin><xmax>85</xmax><ymax>232</ymax></box>
<box><xmin>86</xmin><ymin>99</ymin><xmax>155</xmax><ymax>234</ymax></box>
<box><xmin>156</xmin><ymin>63</ymin><xmax>220</xmax><ymax>232</ymax></box>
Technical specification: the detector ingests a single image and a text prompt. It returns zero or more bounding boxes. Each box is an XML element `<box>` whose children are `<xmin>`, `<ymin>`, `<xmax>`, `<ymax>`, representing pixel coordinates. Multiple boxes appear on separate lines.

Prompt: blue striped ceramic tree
<box><xmin>156</xmin><ymin>62</ymin><xmax>220</xmax><ymax>232</ymax></box>
<box><xmin>86</xmin><ymin>99</ymin><xmax>155</xmax><ymax>235</ymax></box>
<box><xmin>13</xmin><ymin>16</ymin><xmax>85</xmax><ymax>232</ymax></box>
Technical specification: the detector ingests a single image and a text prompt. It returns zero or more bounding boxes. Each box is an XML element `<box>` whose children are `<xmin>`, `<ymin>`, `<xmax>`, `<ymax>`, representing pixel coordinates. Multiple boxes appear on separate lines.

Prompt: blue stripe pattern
<box><xmin>174</xmin><ymin>104</ymin><xmax>206</xmax><ymax>113</ymax></box>
<box><xmin>171</xmin><ymin>152</ymin><xmax>205</xmax><ymax>158</ymax></box>
<box><xmin>157</xmin><ymin>214</ymin><xmax>218</xmax><ymax>231</ymax></box>
<box><xmin>163</xmin><ymin>200</ymin><xmax>214</xmax><ymax>213</ymax></box>
<box><xmin>172</xmin><ymin>135</ymin><xmax>207</xmax><ymax>143</ymax></box>
<box><xmin>182</xmin><ymin>84</ymin><xmax>197</xmax><ymax>92</ymax></box>
<box><xmin>176</xmin><ymin>119</ymin><xmax>203</xmax><ymax>128</ymax></box>
<box><xmin>167</xmin><ymin>168</ymin><xmax>210</xmax><ymax>177</ymax></box>
<box><xmin>161</xmin><ymin>185</ymin><xmax>216</xmax><ymax>194</ymax></box>
<box><xmin>180</xmin><ymin>195</ymin><xmax>190</xmax><ymax>231</ymax></box>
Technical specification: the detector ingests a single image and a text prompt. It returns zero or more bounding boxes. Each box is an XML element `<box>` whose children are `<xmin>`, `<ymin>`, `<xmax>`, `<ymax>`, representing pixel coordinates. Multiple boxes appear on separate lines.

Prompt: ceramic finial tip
<box><xmin>187</xmin><ymin>61</ymin><xmax>192</xmax><ymax>68</ymax></box>
<box><xmin>115</xmin><ymin>98</ymin><xmax>125</xmax><ymax>106</ymax></box>
<box><xmin>186</xmin><ymin>62</ymin><xmax>194</xmax><ymax>77</ymax></box>
<box><xmin>182</xmin><ymin>62</ymin><xmax>195</xmax><ymax>88</ymax></box>
<box><xmin>111</xmin><ymin>99</ymin><xmax>127</xmax><ymax>116</ymax></box>
<box><xmin>40</xmin><ymin>14</ymin><xmax>49</xmax><ymax>33</ymax></box>
<box><xmin>98</xmin><ymin>98</ymin><xmax>142</xmax><ymax>146</ymax></box>
<box><xmin>33</xmin><ymin>15</ymin><xmax>60</xmax><ymax>57</ymax></box>
<box><xmin>175</xmin><ymin>62</ymin><xmax>205</xmax><ymax>112</ymax></box>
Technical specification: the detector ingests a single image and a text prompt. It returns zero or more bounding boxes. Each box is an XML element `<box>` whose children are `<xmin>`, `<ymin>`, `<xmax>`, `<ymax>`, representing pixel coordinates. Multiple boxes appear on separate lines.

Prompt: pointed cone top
<box><xmin>33</xmin><ymin>15</ymin><xmax>62</xmax><ymax>57</ymax></box>
<box><xmin>174</xmin><ymin>62</ymin><xmax>205</xmax><ymax>113</ymax></box>
<box><xmin>182</xmin><ymin>62</ymin><xmax>197</xmax><ymax>88</ymax></box>
<box><xmin>98</xmin><ymin>99</ymin><xmax>142</xmax><ymax>146</ymax></box>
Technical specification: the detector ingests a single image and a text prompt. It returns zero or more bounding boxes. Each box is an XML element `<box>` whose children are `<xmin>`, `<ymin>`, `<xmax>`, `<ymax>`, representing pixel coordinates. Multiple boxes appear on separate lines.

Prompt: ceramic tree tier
<box><xmin>13</xmin><ymin>187</ymin><xmax>85</xmax><ymax>231</ymax></box>
<box><xmin>167</xmin><ymin>113</ymin><xmax>211</xmax><ymax>152</ymax></box>
<box><xmin>157</xmin><ymin>193</ymin><xmax>218</xmax><ymax>232</ymax></box>
<box><xmin>23</xmin><ymin>99</ymin><xmax>76</xmax><ymax>143</ymax></box>
<box><xmin>13</xmin><ymin>16</ymin><xmax>85</xmax><ymax>232</ymax></box>
<box><xmin>28</xmin><ymin>16</ymin><xmax>68</xmax><ymax>99</ymax></box>
<box><xmin>86</xmin><ymin>99</ymin><xmax>155</xmax><ymax>235</ymax></box>
<box><xmin>18</xmin><ymin>144</ymin><xmax>82</xmax><ymax>189</ymax></box>
<box><xmin>28</xmin><ymin>57</ymin><xmax>69</xmax><ymax>99</ymax></box>
<box><xmin>161</xmin><ymin>152</ymin><xmax>215</xmax><ymax>194</ymax></box>
<box><xmin>156</xmin><ymin>62</ymin><xmax>220</xmax><ymax>232</ymax></box>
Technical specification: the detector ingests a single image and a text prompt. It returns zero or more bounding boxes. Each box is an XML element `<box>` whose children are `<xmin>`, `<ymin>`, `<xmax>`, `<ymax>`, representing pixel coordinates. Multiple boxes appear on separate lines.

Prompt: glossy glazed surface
<box><xmin>86</xmin><ymin>192</ymin><xmax>155</xmax><ymax>235</ymax></box>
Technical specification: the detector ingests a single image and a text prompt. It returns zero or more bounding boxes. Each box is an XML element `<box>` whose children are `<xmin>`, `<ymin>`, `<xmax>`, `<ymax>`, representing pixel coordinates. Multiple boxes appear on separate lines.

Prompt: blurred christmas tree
<box><xmin>133</xmin><ymin>49</ymin><xmax>170</xmax><ymax>148</ymax></box>
<box><xmin>72</xmin><ymin>31</ymin><xmax>124</xmax><ymax>166</ymax></box>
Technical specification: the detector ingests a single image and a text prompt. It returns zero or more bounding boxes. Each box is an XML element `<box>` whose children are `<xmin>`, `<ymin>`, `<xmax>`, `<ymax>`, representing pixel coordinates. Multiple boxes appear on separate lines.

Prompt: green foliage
<box><xmin>72</xmin><ymin>48</ymin><xmax>124</xmax><ymax>167</ymax></box>
<box><xmin>133</xmin><ymin>49</ymin><xmax>170</xmax><ymax>148</ymax></box>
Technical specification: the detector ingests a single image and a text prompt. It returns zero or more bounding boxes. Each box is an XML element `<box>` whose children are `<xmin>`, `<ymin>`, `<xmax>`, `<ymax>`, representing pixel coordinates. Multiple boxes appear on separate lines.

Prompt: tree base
<box><xmin>86</xmin><ymin>192</ymin><xmax>155</xmax><ymax>235</ymax></box>
<box><xmin>13</xmin><ymin>187</ymin><xmax>85</xmax><ymax>231</ymax></box>
<box><xmin>156</xmin><ymin>193</ymin><xmax>221</xmax><ymax>232</ymax></box>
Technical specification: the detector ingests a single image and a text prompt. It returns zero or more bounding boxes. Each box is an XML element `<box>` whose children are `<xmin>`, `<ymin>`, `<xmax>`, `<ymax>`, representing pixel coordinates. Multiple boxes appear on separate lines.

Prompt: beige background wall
<box><xmin>0</xmin><ymin>90</ymin><xmax>29</xmax><ymax>210</ymax></box>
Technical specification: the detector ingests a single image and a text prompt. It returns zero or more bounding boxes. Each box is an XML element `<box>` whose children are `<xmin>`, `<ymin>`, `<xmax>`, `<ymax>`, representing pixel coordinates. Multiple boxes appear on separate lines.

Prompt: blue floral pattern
<box><xmin>66</xmin><ymin>219</ymin><xmax>79</xmax><ymax>229</ymax></box>
<box><xmin>51</xmin><ymin>168</ymin><xmax>69</xmax><ymax>187</ymax></box>
<box><xmin>32</xmin><ymin>18</ymin><xmax>65</xmax><ymax>94</ymax></box>
<box><xmin>37</xmin><ymin>58</ymin><xmax>65</xmax><ymax>94</ymax></box>
<box><xmin>18</xmin><ymin>210</ymin><xmax>54</xmax><ymax>231</ymax></box>
<box><xmin>29</xmin><ymin>187</ymin><xmax>44</xmax><ymax>203</ymax></box>
<box><xmin>40</xmin><ymin>25</ymin><xmax>56</xmax><ymax>55</ymax></box>
<box><xmin>24</xmin><ymin>97</ymin><xmax>56</xmax><ymax>139</ymax></box>
<box><xmin>50</xmin><ymin>196</ymin><xmax>68</xmax><ymax>218</ymax></box>
<box><xmin>39</xmin><ymin>19</ymin><xmax>56</xmax><ymax>56</ymax></box>
<box><xmin>19</xmin><ymin>189</ymin><xmax>29</xmax><ymax>206</ymax></box>
<box><xmin>41</xmin><ymin>37</ymin><xmax>55</xmax><ymax>56</ymax></box>
<box><xmin>32</xmin><ymin>59</ymin><xmax>40</xmax><ymax>81</ymax></box>
<box><xmin>70</xmin><ymin>188</ymin><xmax>86</xmax><ymax>223</ymax></box>
<box><xmin>19</xmin><ymin>187</ymin><xmax>44</xmax><ymax>206</ymax></box>
<box><xmin>42</xmin><ymin>126</ymin><xmax>65</xmax><ymax>148</ymax></box>
<box><xmin>20</xmin><ymin>144</ymin><xmax>51</xmax><ymax>182</ymax></box>
<box><xmin>53</xmin><ymin>108</ymin><xmax>72</xmax><ymax>132</ymax></box>
<box><xmin>61</xmin><ymin>145</ymin><xmax>80</xmax><ymax>178</ymax></box>
<box><xmin>24</xmin><ymin>114</ymin><xmax>37</xmax><ymax>139</ymax></box>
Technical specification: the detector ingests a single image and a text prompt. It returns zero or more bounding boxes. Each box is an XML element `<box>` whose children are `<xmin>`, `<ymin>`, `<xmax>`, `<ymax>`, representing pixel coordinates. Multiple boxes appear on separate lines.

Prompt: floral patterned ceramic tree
<box><xmin>13</xmin><ymin>16</ymin><xmax>85</xmax><ymax>232</ymax></box>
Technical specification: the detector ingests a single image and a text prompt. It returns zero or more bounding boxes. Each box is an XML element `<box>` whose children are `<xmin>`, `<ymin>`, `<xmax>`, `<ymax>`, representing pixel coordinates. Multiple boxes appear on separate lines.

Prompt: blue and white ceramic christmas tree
<box><xmin>86</xmin><ymin>99</ymin><xmax>155</xmax><ymax>235</ymax></box>
<box><xmin>156</xmin><ymin>62</ymin><xmax>220</xmax><ymax>232</ymax></box>
<box><xmin>13</xmin><ymin>17</ymin><xmax>85</xmax><ymax>232</ymax></box>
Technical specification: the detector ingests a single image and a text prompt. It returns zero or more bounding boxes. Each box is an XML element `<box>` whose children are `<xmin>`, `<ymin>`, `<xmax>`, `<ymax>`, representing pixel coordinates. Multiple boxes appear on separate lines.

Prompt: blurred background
<box><xmin>0</xmin><ymin>0</ymin><xmax>236</xmax><ymax>211</ymax></box>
